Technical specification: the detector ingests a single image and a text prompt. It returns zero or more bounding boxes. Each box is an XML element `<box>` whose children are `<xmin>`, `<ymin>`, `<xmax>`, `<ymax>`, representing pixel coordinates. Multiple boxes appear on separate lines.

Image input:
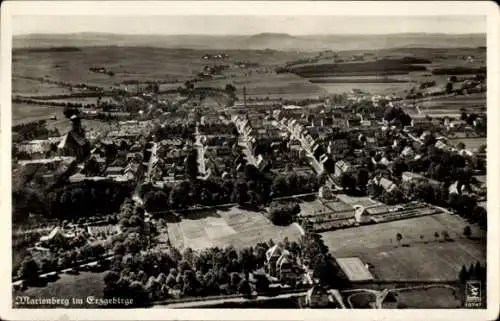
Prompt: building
<box><xmin>401</xmin><ymin>171</ymin><xmax>441</xmax><ymax>189</ymax></box>
<box><xmin>38</xmin><ymin>227</ymin><xmax>75</xmax><ymax>246</ymax></box>
<box><xmin>334</xmin><ymin>160</ymin><xmax>353</xmax><ymax>178</ymax></box>
<box><xmin>58</xmin><ymin>116</ymin><xmax>90</xmax><ymax>160</ymax></box>
<box><xmin>265</xmin><ymin>244</ymin><xmax>300</xmax><ymax>284</ymax></box>
<box><xmin>370</xmin><ymin>176</ymin><xmax>399</xmax><ymax>193</ymax></box>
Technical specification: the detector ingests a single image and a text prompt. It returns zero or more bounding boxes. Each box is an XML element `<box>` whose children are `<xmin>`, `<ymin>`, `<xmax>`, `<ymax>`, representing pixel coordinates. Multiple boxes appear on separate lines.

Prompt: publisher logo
<box><xmin>465</xmin><ymin>280</ymin><xmax>482</xmax><ymax>308</ymax></box>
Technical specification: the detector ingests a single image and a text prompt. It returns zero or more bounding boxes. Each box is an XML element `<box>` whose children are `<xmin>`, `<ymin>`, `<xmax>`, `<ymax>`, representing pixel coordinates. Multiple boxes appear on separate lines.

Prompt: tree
<box><xmin>104</xmin><ymin>270</ymin><xmax>120</xmax><ymax>286</ymax></box>
<box><xmin>445</xmin><ymin>82</ymin><xmax>454</xmax><ymax>94</ymax></box>
<box><xmin>396</xmin><ymin>233</ymin><xmax>403</xmax><ymax>246</ymax></box>
<box><xmin>463</xmin><ymin>226</ymin><xmax>472</xmax><ymax>238</ymax></box>
<box><xmin>18</xmin><ymin>256</ymin><xmax>40</xmax><ymax>283</ymax></box>
<box><xmin>238</xmin><ymin>279</ymin><xmax>252</xmax><ymax>296</ymax></box>
<box><xmin>459</xmin><ymin>265</ymin><xmax>468</xmax><ymax>283</ymax></box>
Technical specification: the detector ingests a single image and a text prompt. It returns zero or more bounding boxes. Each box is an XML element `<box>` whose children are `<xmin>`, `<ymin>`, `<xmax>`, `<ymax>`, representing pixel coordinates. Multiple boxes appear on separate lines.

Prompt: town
<box><xmin>12</xmin><ymin>34</ymin><xmax>487</xmax><ymax>309</ymax></box>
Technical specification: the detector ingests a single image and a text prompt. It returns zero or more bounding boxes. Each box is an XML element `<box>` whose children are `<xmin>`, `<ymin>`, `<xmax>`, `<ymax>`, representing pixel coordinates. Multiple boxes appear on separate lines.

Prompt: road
<box><xmin>194</xmin><ymin>124</ymin><xmax>207</xmax><ymax>177</ymax></box>
<box><xmin>145</xmin><ymin>141</ymin><xmax>158</xmax><ymax>183</ymax></box>
<box><xmin>154</xmin><ymin>289</ymin><xmax>310</xmax><ymax>308</ymax></box>
<box><xmin>273</xmin><ymin>120</ymin><xmax>341</xmax><ymax>190</ymax></box>
<box><xmin>232</xmin><ymin>116</ymin><xmax>259</xmax><ymax>166</ymax></box>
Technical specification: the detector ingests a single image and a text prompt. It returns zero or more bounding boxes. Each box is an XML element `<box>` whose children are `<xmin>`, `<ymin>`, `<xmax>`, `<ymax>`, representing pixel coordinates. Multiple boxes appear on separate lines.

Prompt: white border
<box><xmin>1</xmin><ymin>1</ymin><xmax>499</xmax><ymax>321</ymax></box>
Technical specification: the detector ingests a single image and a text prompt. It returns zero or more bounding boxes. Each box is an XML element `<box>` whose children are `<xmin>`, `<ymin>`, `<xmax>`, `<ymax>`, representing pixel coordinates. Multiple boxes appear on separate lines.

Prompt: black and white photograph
<box><xmin>1</xmin><ymin>1</ymin><xmax>498</xmax><ymax>320</ymax></box>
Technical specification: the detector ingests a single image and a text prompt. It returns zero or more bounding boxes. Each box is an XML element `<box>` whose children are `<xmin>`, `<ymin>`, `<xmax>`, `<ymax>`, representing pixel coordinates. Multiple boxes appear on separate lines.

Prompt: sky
<box><xmin>13</xmin><ymin>15</ymin><xmax>486</xmax><ymax>36</ymax></box>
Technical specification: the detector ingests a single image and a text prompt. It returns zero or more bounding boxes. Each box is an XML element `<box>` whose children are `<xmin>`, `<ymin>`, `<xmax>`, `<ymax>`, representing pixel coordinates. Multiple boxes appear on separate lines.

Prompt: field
<box><xmin>12</xmin><ymin>47</ymin><xmax>311</xmax><ymax>89</ymax></box>
<box><xmin>404</xmin><ymin>92</ymin><xmax>486</xmax><ymax>118</ymax></box>
<box><xmin>166</xmin><ymin>206</ymin><xmax>303</xmax><ymax>251</ymax></box>
<box><xmin>448</xmin><ymin>137</ymin><xmax>486</xmax><ymax>151</ymax></box>
<box><xmin>386</xmin><ymin>287</ymin><xmax>462</xmax><ymax>308</ymax></box>
<box><xmin>321</xmin><ymin>213</ymin><xmax>486</xmax><ymax>281</ymax></box>
<box><xmin>12</xmin><ymin>77</ymin><xmax>71</xmax><ymax>96</ymax></box>
<box><xmin>12</xmin><ymin>103</ymin><xmax>61</xmax><ymax>125</ymax></box>
<box><xmin>13</xmin><ymin>271</ymin><xmax>106</xmax><ymax>308</ymax></box>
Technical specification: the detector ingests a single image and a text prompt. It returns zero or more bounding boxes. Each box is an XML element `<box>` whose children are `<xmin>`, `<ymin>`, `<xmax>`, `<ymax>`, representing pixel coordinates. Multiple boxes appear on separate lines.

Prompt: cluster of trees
<box><xmin>13</xmin><ymin>97</ymin><xmax>97</xmax><ymax>109</ymax></box>
<box><xmin>113</xmin><ymin>199</ymin><xmax>158</xmax><ymax>252</ymax></box>
<box><xmin>458</xmin><ymin>261</ymin><xmax>486</xmax><ymax>284</ymax></box>
<box><xmin>383</xmin><ymin>106</ymin><xmax>412</xmax><ymax>128</ymax></box>
<box><xmin>12</xmin><ymin>120</ymin><xmax>60</xmax><ymax>142</ymax></box>
<box><xmin>151</xmin><ymin>123</ymin><xmax>196</xmax><ymax>141</ymax></box>
<box><xmin>143</xmin><ymin>163</ymin><xmax>319</xmax><ymax>215</ymax></box>
<box><xmin>299</xmin><ymin>231</ymin><xmax>349</xmax><ymax>288</ymax></box>
<box><xmin>270</xmin><ymin>172</ymin><xmax>319</xmax><ymax>198</ymax></box>
<box><xmin>105</xmin><ymin>240</ymin><xmax>278</xmax><ymax>306</ymax></box>
<box><xmin>203</xmin><ymin>135</ymin><xmax>238</xmax><ymax>146</ymax></box>
<box><xmin>16</xmin><ymin>239</ymin><xmax>109</xmax><ymax>283</ymax></box>
<box><xmin>89</xmin><ymin>67</ymin><xmax>115</xmax><ymax>77</ymax></box>
<box><xmin>368</xmin><ymin>182</ymin><xmax>406</xmax><ymax>205</ymax></box>
<box><xmin>46</xmin><ymin>181</ymin><xmax>134</xmax><ymax>220</ymax></box>
<box><xmin>419</xmin><ymin>80</ymin><xmax>436</xmax><ymax>89</ymax></box>
<box><xmin>431</xmin><ymin>67</ymin><xmax>486</xmax><ymax>76</ymax></box>
<box><xmin>199</xmin><ymin>122</ymin><xmax>237</xmax><ymax>135</ymax></box>
<box><xmin>403</xmin><ymin>181</ymin><xmax>486</xmax><ymax>229</ymax></box>
<box><xmin>14</xmin><ymin>75</ymin><xmax>105</xmax><ymax>92</ymax></box>
<box><xmin>268</xmin><ymin>201</ymin><xmax>300</xmax><ymax>225</ymax></box>
<box><xmin>337</xmin><ymin>168</ymin><xmax>370</xmax><ymax>195</ymax></box>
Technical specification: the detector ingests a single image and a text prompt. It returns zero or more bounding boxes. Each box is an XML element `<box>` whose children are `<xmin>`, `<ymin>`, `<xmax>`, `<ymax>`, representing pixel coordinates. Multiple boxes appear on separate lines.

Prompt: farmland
<box><xmin>166</xmin><ymin>206</ymin><xmax>303</xmax><ymax>251</ymax></box>
<box><xmin>321</xmin><ymin>213</ymin><xmax>486</xmax><ymax>281</ymax></box>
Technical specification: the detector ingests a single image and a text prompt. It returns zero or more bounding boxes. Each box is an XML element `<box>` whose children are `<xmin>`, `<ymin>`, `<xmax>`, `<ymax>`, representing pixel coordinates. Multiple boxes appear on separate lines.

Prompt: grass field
<box><xmin>166</xmin><ymin>206</ymin><xmax>303</xmax><ymax>251</ymax></box>
<box><xmin>321</xmin><ymin>213</ymin><xmax>485</xmax><ymax>281</ymax></box>
<box><xmin>12</xmin><ymin>103</ymin><xmax>61</xmax><ymax>125</ymax></box>
<box><xmin>13</xmin><ymin>271</ymin><xmax>106</xmax><ymax>308</ymax></box>
<box><xmin>388</xmin><ymin>287</ymin><xmax>462</xmax><ymax>308</ymax></box>
<box><xmin>448</xmin><ymin>137</ymin><xmax>486</xmax><ymax>151</ymax></box>
<box><xmin>12</xmin><ymin>77</ymin><xmax>71</xmax><ymax>96</ymax></box>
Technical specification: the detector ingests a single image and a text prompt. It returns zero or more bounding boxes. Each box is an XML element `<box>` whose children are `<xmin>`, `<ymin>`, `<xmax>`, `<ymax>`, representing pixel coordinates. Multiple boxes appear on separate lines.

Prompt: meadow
<box><xmin>166</xmin><ymin>206</ymin><xmax>303</xmax><ymax>251</ymax></box>
<box><xmin>12</xmin><ymin>103</ymin><xmax>61</xmax><ymax>125</ymax></box>
<box><xmin>384</xmin><ymin>287</ymin><xmax>462</xmax><ymax>308</ymax></box>
<box><xmin>13</xmin><ymin>271</ymin><xmax>106</xmax><ymax>308</ymax></box>
<box><xmin>448</xmin><ymin>137</ymin><xmax>487</xmax><ymax>151</ymax></box>
<box><xmin>321</xmin><ymin>213</ymin><xmax>485</xmax><ymax>281</ymax></box>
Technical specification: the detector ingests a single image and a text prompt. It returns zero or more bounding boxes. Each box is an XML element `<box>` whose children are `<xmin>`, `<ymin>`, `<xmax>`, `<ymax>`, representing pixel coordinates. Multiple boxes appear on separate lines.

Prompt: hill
<box><xmin>13</xmin><ymin>32</ymin><xmax>486</xmax><ymax>52</ymax></box>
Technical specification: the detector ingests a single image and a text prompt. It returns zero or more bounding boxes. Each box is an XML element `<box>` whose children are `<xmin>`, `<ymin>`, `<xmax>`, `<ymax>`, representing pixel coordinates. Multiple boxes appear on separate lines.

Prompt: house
<box><xmin>401</xmin><ymin>171</ymin><xmax>441</xmax><ymax>189</ymax></box>
<box><xmin>39</xmin><ymin>227</ymin><xmax>75</xmax><ymax>245</ymax></box>
<box><xmin>105</xmin><ymin>166</ymin><xmax>124</xmax><ymax>178</ymax></box>
<box><xmin>334</xmin><ymin>160</ymin><xmax>353</xmax><ymax>177</ymax></box>
<box><xmin>265</xmin><ymin>244</ymin><xmax>300</xmax><ymax>283</ymax></box>
<box><xmin>371</xmin><ymin>176</ymin><xmax>399</xmax><ymax>193</ymax></box>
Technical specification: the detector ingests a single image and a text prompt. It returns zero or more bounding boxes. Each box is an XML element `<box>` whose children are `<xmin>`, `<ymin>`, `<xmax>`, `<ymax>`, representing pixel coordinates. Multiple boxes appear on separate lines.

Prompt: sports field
<box><xmin>321</xmin><ymin>213</ymin><xmax>486</xmax><ymax>281</ymax></box>
<box><xmin>166</xmin><ymin>206</ymin><xmax>303</xmax><ymax>251</ymax></box>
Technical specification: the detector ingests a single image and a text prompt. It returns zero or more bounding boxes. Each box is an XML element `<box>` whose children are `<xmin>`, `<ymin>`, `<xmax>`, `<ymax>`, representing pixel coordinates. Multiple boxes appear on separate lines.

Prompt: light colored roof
<box><xmin>40</xmin><ymin>227</ymin><xmax>62</xmax><ymax>242</ymax></box>
<box><xmin>335</xmin><ymin>257</ymin><xmax>374</xmax><ymax>282</ymax></box>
